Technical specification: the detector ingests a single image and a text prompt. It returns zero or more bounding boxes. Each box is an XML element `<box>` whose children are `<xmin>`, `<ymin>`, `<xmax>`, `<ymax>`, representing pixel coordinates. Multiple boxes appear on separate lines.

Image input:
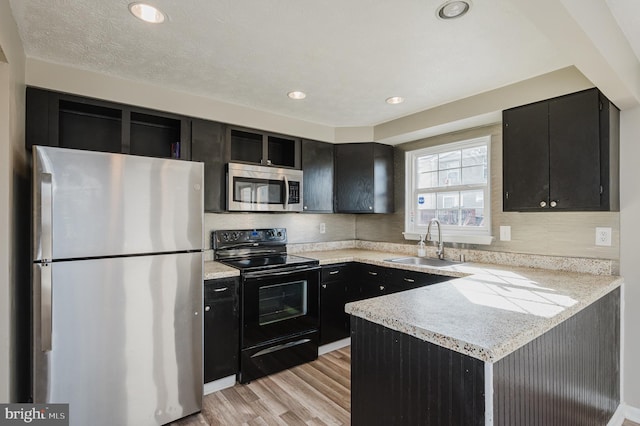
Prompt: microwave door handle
<box><xmin>283</xmin><ymin>175</ymin><xmax>289</xmax><ymax>210</ymax></box>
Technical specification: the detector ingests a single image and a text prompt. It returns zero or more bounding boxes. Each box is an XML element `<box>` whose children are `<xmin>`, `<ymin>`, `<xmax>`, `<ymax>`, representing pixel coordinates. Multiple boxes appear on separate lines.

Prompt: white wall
<box><xmin>620</xmin><ymin>105</ymin><xmax>640</xmax><ymax>409</ymax></box>
<box><xmin>0</xmin><ymin>1</ymin><xmax>27</xmax><ymax>403</ymax></box>
<box><xmin>0</xmin><ymin>50</ymin><xmax>11</xmax><ymax>405</ymax></box>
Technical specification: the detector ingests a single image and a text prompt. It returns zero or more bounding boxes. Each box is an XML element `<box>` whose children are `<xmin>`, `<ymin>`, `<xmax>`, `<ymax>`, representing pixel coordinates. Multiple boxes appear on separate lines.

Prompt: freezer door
<box><xmin>33</xmin><ymin>252</ymin><xmax>203</xmax><ymax>426</ymax></box>
<box><xmin>33</xmin><ymin>146</ymin><xmax>204</xmax><ymax>260</ymax></box>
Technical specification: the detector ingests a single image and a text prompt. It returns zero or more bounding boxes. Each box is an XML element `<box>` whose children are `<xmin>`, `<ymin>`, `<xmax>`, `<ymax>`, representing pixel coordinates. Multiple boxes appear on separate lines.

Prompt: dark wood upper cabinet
<box><xmin>334</xmin><ymin>142</ymin><xmax>394</xmax><ymax>213</ymax></box>
<box><xmin>26</xmin><ymin>87</ymin><xmax>190</xmax><ymax>159</ymax></box>
<box><xmin>503</xmin><ymin>88</ymin><xmax>619</xmax><ymax>212</ymax></box>
<box><xmin>190</xmin><ymin>119</ymin><xmax>226</xmax><ymax>212</ymax></box>
<box><xmin>301</xmin><ymin>139</ymin><xmax>334</xmax><ymax>213</ymax></box>
<box><xmin>227</xmin><ymin>126</ymin><xmax>301</xmax><ymax>169</ymax></box>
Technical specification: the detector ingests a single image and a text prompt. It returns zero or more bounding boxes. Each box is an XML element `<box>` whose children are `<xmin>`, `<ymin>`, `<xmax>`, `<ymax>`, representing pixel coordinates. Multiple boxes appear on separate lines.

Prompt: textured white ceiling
<box><xmin>7</xmin><ymin>0</ymin><xmax>636</xmax><ymax>127</ymax></box>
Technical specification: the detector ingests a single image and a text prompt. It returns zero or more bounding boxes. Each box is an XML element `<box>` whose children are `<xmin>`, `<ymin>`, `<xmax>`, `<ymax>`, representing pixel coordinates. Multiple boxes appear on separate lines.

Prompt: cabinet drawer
<box><xmin>321</xmin><ymin>263</ymin><xmax>350</xmax><ymax>282</ymax></box>
<box><xmin>388</xmin><ymin>269</ymin><xmax>450</xmax><ymax>292</ymax></box>
<box><xmin>204</xmin><ymin>278</ymin><xmax>236</xmax><ymax>301</ymax></box>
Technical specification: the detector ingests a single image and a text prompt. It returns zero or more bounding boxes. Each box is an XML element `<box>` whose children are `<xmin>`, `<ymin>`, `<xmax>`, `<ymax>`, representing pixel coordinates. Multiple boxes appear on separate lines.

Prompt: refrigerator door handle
<box><xmin>38</xmin><ymin>173</ymin><xmax>53</xmax><ymax>261</ymax></box>
<box><xmin>39</xmin><ymin>263</ymin><xmax>53</xmax><ymax>352</ymax></box>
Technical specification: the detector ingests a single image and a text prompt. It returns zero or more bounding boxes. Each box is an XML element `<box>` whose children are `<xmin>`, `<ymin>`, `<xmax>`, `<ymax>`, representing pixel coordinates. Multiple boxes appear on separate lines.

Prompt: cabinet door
<box><xmin>335</xmin><ymin>144</ymin><xmax>374</xmax><ymax>212</ymax></box>
<box><xmin>191</xmin><ymin>119</ymin><xmax>226</xmax><ymax>212</ymax></box>
<box><xmin>373</xmin><ymin>143</ymin><xmax>395</xmax><ymax>213</ymax></box>
<box><xmin>204</xmin><ymin>278</ymin><xmax>239</xmax><ymax>383</ymax></box>
<box><xmin>549</xmin><ymin>89</ymin><xmax>601</xmax><ymax>210</ymax></box>
<box><xmin>302</xmin><ymin>139</ymin><xmax>334</xmax><ymax>212</ymax></box>
<box><xmin>26</xmin><ymin>87</ymin><xmax>57</xmax><ymax>150</ymax></box>
<box><xmin>503</xmin><ymin>101</ymin><xmax>549</xmax><ymax>211</ymax></box>
<box><xmin>320</xmin><ymin>280</ymin><xmax>349</xmax><ymax>345</ymax></box>
<box><xmin>354</xmin><ymin>263</ymin><xmax>389</xmax><ymax>299</ymax></box>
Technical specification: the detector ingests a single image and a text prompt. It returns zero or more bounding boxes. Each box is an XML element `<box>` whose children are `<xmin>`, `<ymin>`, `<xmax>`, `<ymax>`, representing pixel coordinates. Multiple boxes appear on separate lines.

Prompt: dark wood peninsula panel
<box><xmin>350</xmin><ymin>288</ymin><xmax>620</xmax><ymax>425</ymax></box>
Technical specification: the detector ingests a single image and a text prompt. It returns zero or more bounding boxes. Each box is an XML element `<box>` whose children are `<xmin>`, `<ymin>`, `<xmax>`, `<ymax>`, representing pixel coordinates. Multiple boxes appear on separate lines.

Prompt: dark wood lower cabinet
<box><xmin>319</xmin><ymin>263</ymin><xmax>454</xmax><ymax>346</ymax></box>
<box><xmin>351</xmin><ymin>288</ymin><xmax>620</xmax><ymax>426</ymax></box>
<box><xmin>204</xmin><ymin>277</ymin><xmax>239</xmax><ymax>383</ymax></box>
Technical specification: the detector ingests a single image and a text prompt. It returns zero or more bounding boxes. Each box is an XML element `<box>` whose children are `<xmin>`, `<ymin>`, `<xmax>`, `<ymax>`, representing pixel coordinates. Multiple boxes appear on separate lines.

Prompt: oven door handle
<box><xmin>243</xmin><ymin>265</ymin><xmax>320</xmax><ymax>279</ymax></box>
<box><xmin>251</xmin><ymin>338</ymin><xmax>312</xmax><ymax>358</ymax></box>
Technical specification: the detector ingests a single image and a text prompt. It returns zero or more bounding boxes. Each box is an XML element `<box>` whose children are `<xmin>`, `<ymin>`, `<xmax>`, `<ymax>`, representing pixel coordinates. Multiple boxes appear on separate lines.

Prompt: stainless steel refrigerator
<box><xmin>32</xmin><ymin>146</ymin><xmax>204</xmax><ymax>426</ymax></box>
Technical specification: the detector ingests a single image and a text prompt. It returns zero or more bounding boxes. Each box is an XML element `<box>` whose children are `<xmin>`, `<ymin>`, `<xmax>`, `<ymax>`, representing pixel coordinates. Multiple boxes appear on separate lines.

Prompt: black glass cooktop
<box><xmin>219</xmin><ymin>254</ymin><xmax>319</xmax><ymax>272</ymax></box>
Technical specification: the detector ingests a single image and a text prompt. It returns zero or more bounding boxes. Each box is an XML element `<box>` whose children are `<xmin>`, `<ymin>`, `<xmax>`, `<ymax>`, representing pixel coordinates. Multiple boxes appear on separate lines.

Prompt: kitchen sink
<box><xmin>385</xmin><ymin>256</ymin><xmax>463</xmax><ymax>268</ymax></box>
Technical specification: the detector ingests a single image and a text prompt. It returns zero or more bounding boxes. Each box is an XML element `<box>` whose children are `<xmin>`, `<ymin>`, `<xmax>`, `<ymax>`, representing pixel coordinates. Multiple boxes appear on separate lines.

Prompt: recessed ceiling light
<box><xmin>386</xmin><ymin>96</ymin><xmax>404</xmax><ymax>105</ymax></box>
<box><xmin>129</xmin><ymin>2</ymin><xmax>166</xmax><ymax>24</ymax></box>
<box><xmin>437</xmin><ymin>1</ymin><xmax>471</xmax><ymax>19</ymax></box>
<box><xmin>287</xmin><ymin>91</ymin><xmax>307</xmax><ymax>100</ymax></box>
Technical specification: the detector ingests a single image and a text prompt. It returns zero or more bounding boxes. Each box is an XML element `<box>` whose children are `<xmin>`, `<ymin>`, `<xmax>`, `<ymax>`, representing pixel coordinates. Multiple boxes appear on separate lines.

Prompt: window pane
<box><xmin>461</xmin><ymin>190</ymin><xmax>484</xmax><ymax>208</ymax></box>
<box><xmin>439</xmin><ymin>169</ymin><xmax>460</xmax><ymax>186</ymax></box>
<box><xmin>438</xmin><ymin>150</ymin><xmax>461</xmax><ymax>170</ymax></box>
<box><xmin>437</xmin><ymin>192</ymin><xmax>459</xmax><ymax>209</ymax></box>
<box><xmin>417</xmin><ymin>171</ymin><xmax>438</xmax><ymax>188</ymax></box>
<box><xmin>417</xmin><ymin>209</ymin><xmax>436</xmax><ymax>227</ymax></box>
<box><xmin>461</xmin><ymin>190</ymin><xmax>484</xmax><ymax>227</ymax></box>
<box><xmin>462</xmin><ymin>146</ymin><xmax>487</xmax><ymax>167</ymax></box>
<box><xmin>416</xmin><ymin>193</ymin><xmax>436</xmax><ymax>227</ymax></box>
<box><xmin>437</xmin><ymin>209</ymin><xmax>460</xmax><ymax>225</ymax></box>
<box><xmin>417</xmin><ymin>155</ymin><xmax>438</xmax><ymax>173</ymax></box>
<box><xmin>461</xmin><ymin>165</ymin><xmax>487</xmax><ymax>185</ymax></box>
<box><xmin>461</xmin><ymin>208</ymin><xmax>484</xmax><ymax>227</ymax></box>
<box><xmin>416</xmin><ymin>193</ymin><xmax>436</xmax><ymax>209</ymax></box>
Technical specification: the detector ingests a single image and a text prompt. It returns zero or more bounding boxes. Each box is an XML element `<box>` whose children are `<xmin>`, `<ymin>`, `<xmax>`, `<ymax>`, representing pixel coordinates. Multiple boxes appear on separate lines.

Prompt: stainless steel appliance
<box><xmin>212</xmin><ymin>228</ymin><xmax>319</xmax><ymax>383</ymax></box>
<box><xmin>226</xmin><ymin>162</ymin><xmax>303</xmax><ymax>212</ymax></box>
<box><xmin>32</xmin><ymin>146</ymin><xmax>204</xmax><ymax>426</ymax></box>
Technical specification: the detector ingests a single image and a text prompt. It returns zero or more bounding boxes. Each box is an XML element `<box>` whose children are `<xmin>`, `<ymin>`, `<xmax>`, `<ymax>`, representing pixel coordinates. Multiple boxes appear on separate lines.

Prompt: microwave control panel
<box><xmin>288</xmin><ymin>181</ymin><xmax>300</xmax><ymax>204</ymax></box>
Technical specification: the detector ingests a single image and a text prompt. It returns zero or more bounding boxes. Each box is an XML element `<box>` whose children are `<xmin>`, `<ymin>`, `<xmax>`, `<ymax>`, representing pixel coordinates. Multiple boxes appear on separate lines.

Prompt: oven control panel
<box><xmin>212</xmin><ymin>228</ymin><xmax>287</xmax><ymax>248</ymax></box>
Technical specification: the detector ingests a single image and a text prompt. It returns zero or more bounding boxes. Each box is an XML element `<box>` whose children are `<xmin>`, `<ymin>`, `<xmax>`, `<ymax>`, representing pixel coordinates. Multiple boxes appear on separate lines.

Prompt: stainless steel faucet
<box><xmin>426</xmin><ymin>218</ymin><xmax>444</xmax><ymax>260</ymax></box>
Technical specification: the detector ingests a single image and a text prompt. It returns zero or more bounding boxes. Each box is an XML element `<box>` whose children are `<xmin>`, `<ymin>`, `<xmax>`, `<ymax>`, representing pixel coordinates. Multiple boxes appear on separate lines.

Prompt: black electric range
<box><xmin>212</xmin><ymin>228</ymin><xmax>318</xmax><ymax>272</ymax></box>
<box><xmin>212</xmin><ymin>228</ymin><xmax>320</xmax><ymax>384</ymax></box>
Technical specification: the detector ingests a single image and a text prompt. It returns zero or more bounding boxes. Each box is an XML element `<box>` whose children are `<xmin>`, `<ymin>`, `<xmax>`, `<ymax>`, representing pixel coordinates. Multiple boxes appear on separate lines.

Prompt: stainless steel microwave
<box><xmin>227</xmin><ymin>162</ymin><xmax>303</xmax><ymax>212</ymax></box>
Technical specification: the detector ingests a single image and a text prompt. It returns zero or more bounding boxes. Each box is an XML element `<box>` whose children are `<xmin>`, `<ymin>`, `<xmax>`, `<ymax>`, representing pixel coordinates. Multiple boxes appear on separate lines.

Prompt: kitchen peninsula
<box><xmin>204</xmin><ymin>247</ymin><xmax>621</xmax><ymax>425</ymax></box>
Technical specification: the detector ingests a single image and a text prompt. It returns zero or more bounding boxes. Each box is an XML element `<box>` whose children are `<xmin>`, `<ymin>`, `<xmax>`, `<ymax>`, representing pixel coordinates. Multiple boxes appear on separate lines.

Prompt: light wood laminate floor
<box><xmin>171</xmin><ymin>347</ymin><xmax>351</xmax><ymax>426</ymax></box>
<box><xmin>172</xmin><ymin>346</ymin><xmax>637</xmax><ymax>426</ymax></box>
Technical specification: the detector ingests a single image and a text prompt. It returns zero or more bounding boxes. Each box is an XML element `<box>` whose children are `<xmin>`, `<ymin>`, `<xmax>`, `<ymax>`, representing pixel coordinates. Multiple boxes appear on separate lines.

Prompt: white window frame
<box><xmin>404</xmin><ymin>135</ymin><xmax>493</xmax><ymax>245</ymax></box>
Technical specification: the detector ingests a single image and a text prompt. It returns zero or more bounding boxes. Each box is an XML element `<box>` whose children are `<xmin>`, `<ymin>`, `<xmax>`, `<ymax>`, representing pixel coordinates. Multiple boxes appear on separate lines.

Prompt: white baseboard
<box><xmin>626</xmin><ymin>404</ymin><xmax>640</xmax><ymax>422</ymax></box>
<box><xmin>204</xmin><ymin>375</ymin><xmax>236</xmax><ymax>395</ymax></box>
<box><xmin>319</xmin><ymin>337</ymin><xmax>350</xmax><ymax>355</ymax></box>
<box><xmin>609</xmin><ymin>404</ymin><xmax>627</xmax><ymax>426</ymax></box>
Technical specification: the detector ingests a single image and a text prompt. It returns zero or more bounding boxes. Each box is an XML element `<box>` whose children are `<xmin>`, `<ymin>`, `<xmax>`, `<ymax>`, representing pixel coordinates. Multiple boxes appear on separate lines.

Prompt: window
<box><xmin>405</xmin><ymin>136</ymin><xmax>492</xmax><ymax>244</ymax></box>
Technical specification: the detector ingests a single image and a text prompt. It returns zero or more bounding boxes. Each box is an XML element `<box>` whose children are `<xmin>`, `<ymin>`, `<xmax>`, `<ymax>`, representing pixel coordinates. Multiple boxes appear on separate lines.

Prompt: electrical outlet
<box><xmin>595</xmin><ymin>227</ymin><xmax>612</xmax><ymax>246</ymax></box>
<box><xmin>319</xmin><ymin>223</ymin><xmax>326</xmax><ymax>234</ymax></box>
<box><xmin>500</xmin><ymin>226</ymin><xmax>511</xmax><ymax>241</ymax></box>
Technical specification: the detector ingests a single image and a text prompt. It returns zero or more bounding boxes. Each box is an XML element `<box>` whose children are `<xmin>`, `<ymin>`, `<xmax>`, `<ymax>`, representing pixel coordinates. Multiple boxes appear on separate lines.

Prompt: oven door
<box><xmin>241</xmin><ymin>265</ymin><xmax>320</xmax><ymax>349</ymax></box>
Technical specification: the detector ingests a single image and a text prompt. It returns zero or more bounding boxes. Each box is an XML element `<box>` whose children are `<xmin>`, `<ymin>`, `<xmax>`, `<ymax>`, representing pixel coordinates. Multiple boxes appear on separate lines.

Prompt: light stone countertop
<box><xmin>301</xmin><ymin>248</ymin><xmax>623</xmax><ymax>363</ymax></box>
<box><xmin>203</xmin><ymin>248</ymin><xmax>622</xmax><ymax>363</ymax></box>
<box><xmin>204</xmin><ymin>261</ymin><xmax>239</xmax><ymax>280</ymax></box>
